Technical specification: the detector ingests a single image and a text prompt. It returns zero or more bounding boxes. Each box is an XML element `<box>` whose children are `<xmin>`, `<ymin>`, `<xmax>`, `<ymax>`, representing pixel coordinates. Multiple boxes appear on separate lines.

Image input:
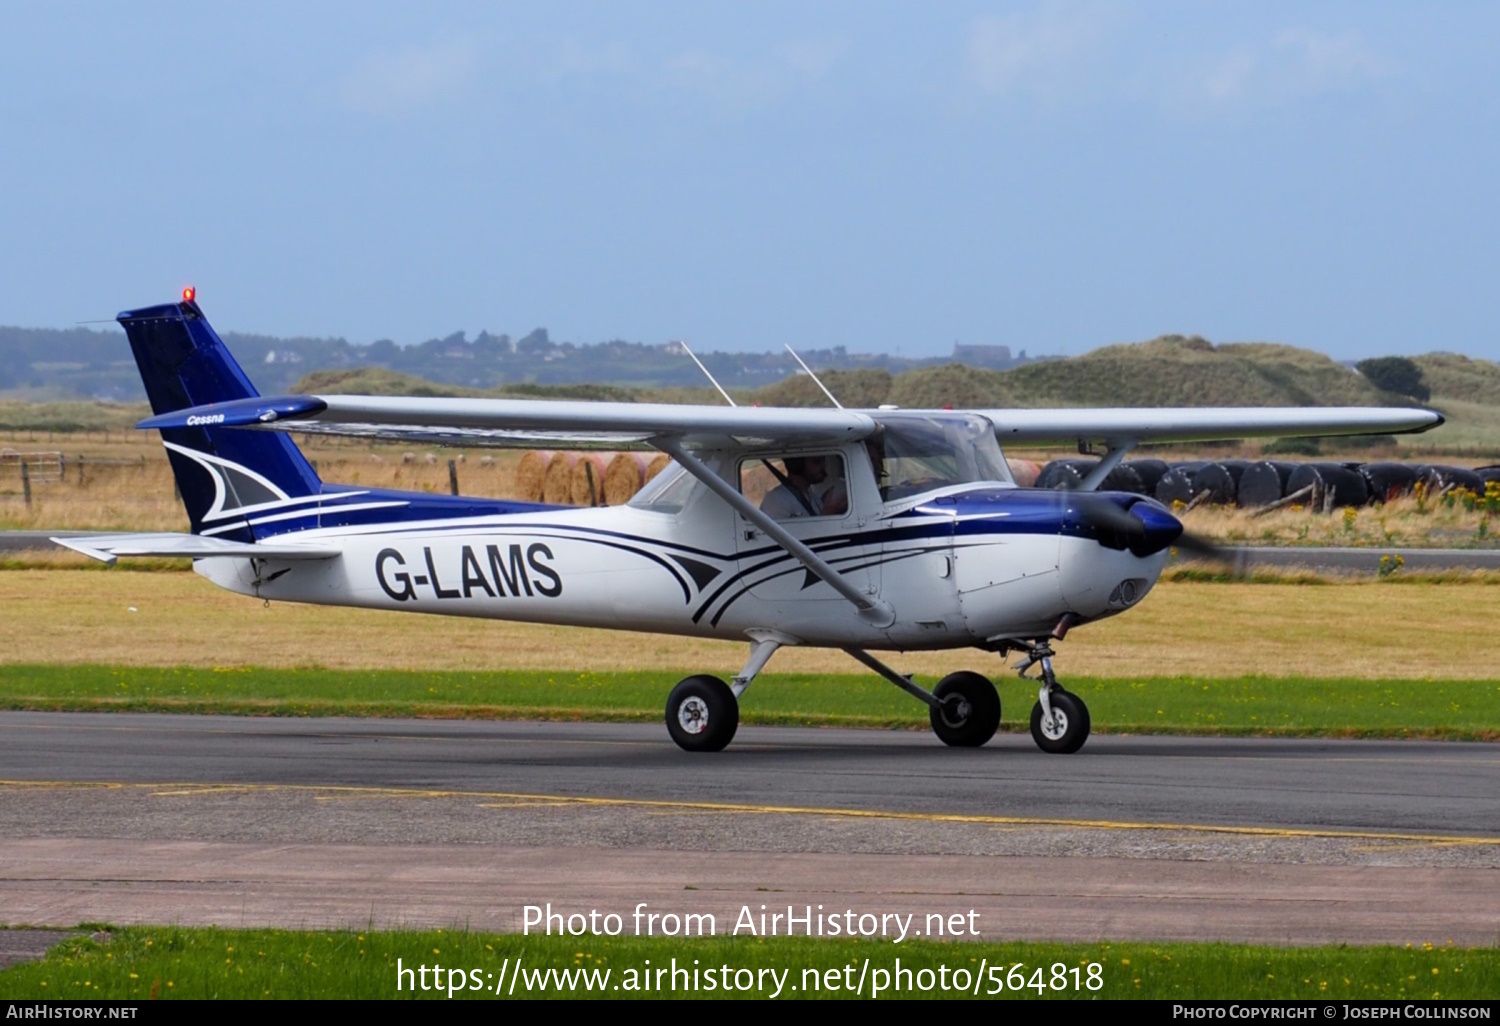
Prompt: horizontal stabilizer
<box><xmin>52</xmin><ymin>533</ymin><xmax>342</xmax><ymax>565</ymax></box>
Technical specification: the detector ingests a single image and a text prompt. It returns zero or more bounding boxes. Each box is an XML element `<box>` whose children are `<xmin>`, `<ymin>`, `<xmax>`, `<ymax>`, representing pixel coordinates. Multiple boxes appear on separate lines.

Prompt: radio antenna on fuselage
<box><xmin>784</xmin><ymin>344</ymin><xmax>844</xmax><ymax>409</ymax></box>
<box><xmin>676</xmin><ymin>340</ymin><xmax>736</xmax><ymax>407</ymax></box>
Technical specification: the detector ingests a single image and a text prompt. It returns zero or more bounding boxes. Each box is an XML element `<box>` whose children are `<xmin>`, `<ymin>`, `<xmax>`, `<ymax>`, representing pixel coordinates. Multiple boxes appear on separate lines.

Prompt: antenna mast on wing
<box><xmin>784</xmin><ymin>345</ymin><xmax>843</xmax><ymax>409</ymax></box>
<box><xmin>676</xmin><ymin>340</ymin><xmax>736</xmax><ymax>407</ymax></box>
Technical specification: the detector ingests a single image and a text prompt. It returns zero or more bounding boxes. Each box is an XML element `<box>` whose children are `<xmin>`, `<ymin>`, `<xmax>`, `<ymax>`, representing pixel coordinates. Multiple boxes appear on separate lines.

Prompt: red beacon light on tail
<box><xmin>182</xmin><ymin>286</ymin><xmax>196</xmax><ymax>303</ymax></box>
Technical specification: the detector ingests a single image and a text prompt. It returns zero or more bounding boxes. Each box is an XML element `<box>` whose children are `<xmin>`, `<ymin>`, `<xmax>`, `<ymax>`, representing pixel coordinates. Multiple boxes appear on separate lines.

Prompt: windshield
<box><xmin>868</xmin><ymin>414</ymin><xmax>1011</xmax><ymax>502</ymax></box>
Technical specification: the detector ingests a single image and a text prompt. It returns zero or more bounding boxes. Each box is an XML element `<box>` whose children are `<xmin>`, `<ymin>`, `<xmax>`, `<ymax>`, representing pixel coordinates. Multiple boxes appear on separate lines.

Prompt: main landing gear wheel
<box><xmin>1030</xmin><ymin>689</ymin><xmax>1091</xmax><ymax>754</ymax></box>
<box><xmin>929</xmin><ymin>671</ymin><xmax>1001</xmax><ymax>748</ymax></box>
<box><xmin>666</xmin><ymin>674</ymin><xmax>739</xmax><ymax>753</ymax></box>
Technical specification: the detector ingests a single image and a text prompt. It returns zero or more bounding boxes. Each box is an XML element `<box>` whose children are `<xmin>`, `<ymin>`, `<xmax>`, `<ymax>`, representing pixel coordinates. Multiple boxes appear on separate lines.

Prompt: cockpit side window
<box><xmin>739</xmin><ymin>453</ymin><xmax>850</xmax><ymax>520</ymax></box>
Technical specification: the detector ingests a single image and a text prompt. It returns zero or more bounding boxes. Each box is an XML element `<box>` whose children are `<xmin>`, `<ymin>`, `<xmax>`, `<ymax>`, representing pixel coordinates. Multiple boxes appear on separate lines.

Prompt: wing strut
<box><xmin>843</xmin><ymin>647</ymin><xmax>940</xmax><ymax>709</ymax></box>
<box><xmin>1077</xmin><ymin>439</ymin><xmax>1136</xmax><ymax>491</ymax></box>
<box><xmin>653</xmin><ymin>437</ymin><xmax>896</xmax><ymax>627</ymax></box>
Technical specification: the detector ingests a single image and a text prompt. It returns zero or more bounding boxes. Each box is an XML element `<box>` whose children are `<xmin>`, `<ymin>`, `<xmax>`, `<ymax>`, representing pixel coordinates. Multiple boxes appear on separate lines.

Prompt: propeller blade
<box><xmin>1073</xmin><ymin>494</ymin><xmax>1146</xmax><ymax>537</ymax></box>
<box><xmin>1172</xmin><ymin>530</ymin><xmax>1233</xmax><ymax>564</ymax></box>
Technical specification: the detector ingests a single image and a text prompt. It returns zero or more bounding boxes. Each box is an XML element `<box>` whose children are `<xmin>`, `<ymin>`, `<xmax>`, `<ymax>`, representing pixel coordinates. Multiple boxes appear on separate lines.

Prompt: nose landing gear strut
<box><xmin>1013</xmin><ymin>640</ymin><xmax>1092</xmax><ymax>754</ymax></box>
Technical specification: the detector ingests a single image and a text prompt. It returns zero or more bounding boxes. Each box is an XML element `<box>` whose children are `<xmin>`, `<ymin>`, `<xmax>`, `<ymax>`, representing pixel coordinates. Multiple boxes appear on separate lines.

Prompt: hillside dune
<box><xmin>292</xmin><ymin>334</ymin><xmax>1471</xmax><ymax>417</ymax></box>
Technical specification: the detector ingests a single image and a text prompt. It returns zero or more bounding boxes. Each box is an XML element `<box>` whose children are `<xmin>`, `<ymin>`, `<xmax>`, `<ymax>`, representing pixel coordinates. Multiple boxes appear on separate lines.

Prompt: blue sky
<box><xmin>2</xmin><ymin>2</ymin><xmax>1497</xmax><ymax>359</ymax></box>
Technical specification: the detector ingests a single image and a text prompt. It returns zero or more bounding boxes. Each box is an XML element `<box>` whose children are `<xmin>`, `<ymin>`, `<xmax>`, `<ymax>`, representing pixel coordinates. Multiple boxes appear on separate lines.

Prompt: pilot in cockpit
<box><xmin>760</xmin><ymin>455</ymin><xmax>848</xmax><ymax>519</ymax></box>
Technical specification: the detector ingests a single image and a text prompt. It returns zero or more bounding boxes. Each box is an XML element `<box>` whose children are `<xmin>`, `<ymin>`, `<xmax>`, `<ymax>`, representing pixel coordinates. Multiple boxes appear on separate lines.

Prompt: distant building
<box><xmin>951</xmin><ymin>343</ymin><xmax>1015</xmax><ymax>370</ymax></box>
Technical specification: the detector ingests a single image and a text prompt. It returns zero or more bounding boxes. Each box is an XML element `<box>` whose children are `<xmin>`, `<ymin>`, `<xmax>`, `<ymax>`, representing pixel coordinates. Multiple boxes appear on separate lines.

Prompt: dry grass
<box><xmin>0</xmin><ymin>431</ymin><xmax>531</xmax><ymax>531</ymax></box>
<box><xmin>2</xmin><ymin>570</ymin><xmax>1496</xmax><ymax>680</ymax></box>
<box><xmin>1179</xmin><ymin>491</ymin><xmax>1499</xmax><ymax>548</ymax></box>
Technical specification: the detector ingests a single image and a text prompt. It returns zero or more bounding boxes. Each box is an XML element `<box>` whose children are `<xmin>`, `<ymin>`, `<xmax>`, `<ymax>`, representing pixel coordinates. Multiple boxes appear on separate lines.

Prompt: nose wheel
<box><xmin>1014</xmin><ymin>640</ymin><xmax>1091</xmax><ymax>754</ymax></box>
<box><xmin>1029</xmin><ymin>687</ymin><xmax>1091</xmax><ymax>754</ymax></box>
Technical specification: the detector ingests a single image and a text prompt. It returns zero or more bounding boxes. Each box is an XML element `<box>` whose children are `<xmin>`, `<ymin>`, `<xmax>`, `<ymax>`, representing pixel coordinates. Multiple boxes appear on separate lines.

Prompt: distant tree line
<box><xmin>0</xmin><ymin>323</ymin><xmax>1046</xmax><ymax>402</ymax></box>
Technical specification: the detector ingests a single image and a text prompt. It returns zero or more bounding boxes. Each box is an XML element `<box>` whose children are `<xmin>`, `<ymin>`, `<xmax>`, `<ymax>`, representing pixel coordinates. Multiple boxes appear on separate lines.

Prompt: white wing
<box><xmin>138</xmin><ymin>394</ymin><xmax>1442</xmax><ymax>448</ymax></box>
<box><xmin>141</xmin><ymin>394</ymin><xmax>878</xmax><ymax>448</ymax></box>
<box><xmin>980</xmin><ymin>406</ymin><xmax>1443</xmax><ymax>445</ymax></box>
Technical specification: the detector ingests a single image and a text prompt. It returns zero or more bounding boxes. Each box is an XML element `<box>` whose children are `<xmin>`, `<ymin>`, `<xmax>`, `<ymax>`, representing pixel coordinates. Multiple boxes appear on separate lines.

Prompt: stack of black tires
<box><xmin>1032</xmin><ymin>456</ymin><xmax>1492</xmax><ymax>510</ymax></box>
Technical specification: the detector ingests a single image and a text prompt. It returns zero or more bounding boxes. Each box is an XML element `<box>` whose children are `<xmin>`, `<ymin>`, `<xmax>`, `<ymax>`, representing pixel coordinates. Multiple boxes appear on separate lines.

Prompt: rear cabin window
<box><xmin>739</xmin><ymin>454</ymin><xmax>849</xmax><ymax>520</ymax></box>
<box><xmin>627</xmin><ymin>461</ymin><xmax>699</xmax><ymax>512</ymax></box>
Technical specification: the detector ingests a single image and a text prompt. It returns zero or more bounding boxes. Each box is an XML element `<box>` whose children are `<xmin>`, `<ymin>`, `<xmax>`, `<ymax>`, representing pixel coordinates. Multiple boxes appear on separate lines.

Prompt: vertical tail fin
<box><xmin>119</xmin><ymin>295</ymin><xmax>321</xmax><ymax>539</ymax></box>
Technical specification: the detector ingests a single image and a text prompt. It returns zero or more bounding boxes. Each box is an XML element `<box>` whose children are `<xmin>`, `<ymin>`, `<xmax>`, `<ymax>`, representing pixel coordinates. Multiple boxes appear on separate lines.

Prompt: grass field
<box><xmin>1</xmin><ymin>571</ymin><xmax>1496</xmax><ymax>681</ymax></box>
<box><xmin>0</xmin><ymin>571</ymin><xmax>1494</xmax><ymax>736</ymax></box>
<box><xmin>0</xmin><ymin>927</ymin><xmax>1492</xmax><ymax>1000</ymax></box>
<box><xmin>1</xmin><ymin>665</ymin><xmax>1497</xmax><ymax>738</ymax></box>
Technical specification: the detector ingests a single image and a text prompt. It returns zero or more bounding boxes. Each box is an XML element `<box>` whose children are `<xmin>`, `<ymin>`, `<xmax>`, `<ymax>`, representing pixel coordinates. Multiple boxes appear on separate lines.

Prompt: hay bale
<box><xmin>1286</xmin><ymin>463</ymin><xmax>1370</xmax><ymax>509</ymax></box>
<box><xmin>1124</xmin><ymin>459</ymin><xmax>1169</xmax><ymax>494</ymax></box>
<box><xmin>1037</xmin><ymin>458</ymin><xmax>1145</xmax><ymax>493</ymax></box>
<box><xmin>645</xmin><ymin>453</ymin><xmax>672</xmax><ymax>482</ymax></box>
<box><xmin>1036</xmin><ymin>459</ymin><xmax>1086</xmax><ymax>490</ymax></box>
<box><xmin>1359</xmin><ymin>462</ymin><xmax>1417</xmax><ymax>502</ymax></box>
<box><xmin>515</xmin><ymin>450</ymin><xmax>555</xmax><ymax>501</ymax></box>
<box><xmin>570</xmin><ymin>452</ymin><xmax>612</xmax><ymax>506</ymax></box>
<box><xmin>1190</xmin><ymin>463</ymin><xmax>1238</xmax><ymax>505</ymax></box>
<box><xmin>1417</xmin><ymin>464</ymin><xmax>1485</xmax><ymax>495</ymax></box>
<box><xmin>1237</xmin><ymin>461</ymin><xmax>1295</xmax><ymax>507</ymax></box>
<box><xmin>1005</xmin><ymin>458</ymin><xmax>1041</xmax><ymax>487</ymax></box>
<box><xmin>604</xmin><ymin>452</ymin><xmax>652</xmax><ymax>504</ymax></box>
<box><xmin>1155</xmin><ymin>463</ymin><xmax>1207</xmax><ymax>506</ymax></box>
<box><xmin>543</xmin><ymin>452</ymin><xmax>579</xmax><ymax>504</ymax></box>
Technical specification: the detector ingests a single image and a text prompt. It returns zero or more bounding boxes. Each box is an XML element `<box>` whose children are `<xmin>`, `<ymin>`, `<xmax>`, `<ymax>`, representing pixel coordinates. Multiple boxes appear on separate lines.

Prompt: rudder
<box><xmin>118</xmin><ymin>294</ymin><xmax>321</xmax><ymax>540</ymax></box>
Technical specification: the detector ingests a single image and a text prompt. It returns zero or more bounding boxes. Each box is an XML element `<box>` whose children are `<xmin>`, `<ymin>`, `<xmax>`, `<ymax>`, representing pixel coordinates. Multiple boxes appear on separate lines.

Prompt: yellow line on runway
<box><xmin>7</xmin><ymin>720</ymin><xmax>1499</xmax><ymax>758</ymax></box>
<box><xmin>2</xmin><ymin>720</ymin><xmax>664</xmax><ymax>747</ymax></box>
<box><xmin>4</xmin><ymin>778</ymin><xmax>1498</xmax><ymax>848</ymax></box>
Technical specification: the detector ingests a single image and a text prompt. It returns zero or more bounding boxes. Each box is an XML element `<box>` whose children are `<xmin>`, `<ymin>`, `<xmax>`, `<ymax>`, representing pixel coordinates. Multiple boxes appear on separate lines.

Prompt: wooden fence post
<box><xmin>448</xmin><ymin>459</ymin><xmax>460</xmax><ymax>496</ymax></box>
<box><xmin>21</xmin><ymin>462</ymin><xmax>32</xmax><ymax>508</ymax></box>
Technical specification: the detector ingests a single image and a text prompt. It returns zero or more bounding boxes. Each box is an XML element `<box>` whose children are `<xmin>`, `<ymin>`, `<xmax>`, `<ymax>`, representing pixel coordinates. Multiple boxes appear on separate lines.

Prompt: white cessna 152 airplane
<box><xmin>59</xmin><ymin>292</ymin><xmax>1441</xmax><ymax>754</ymax></box>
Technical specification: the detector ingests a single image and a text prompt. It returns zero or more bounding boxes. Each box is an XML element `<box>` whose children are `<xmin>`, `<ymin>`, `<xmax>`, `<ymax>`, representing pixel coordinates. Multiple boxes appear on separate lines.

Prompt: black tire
<box><xmin>1029</xmin><ymin>689</ymin><xmax>1091</xmax><ymax>754</ymax></box>
<box><xmin>929</xmin><ymin>671</ymin><xmax>1001</xmax><ymax>748</ymax></box>
<box><xmin>665</xmin><ymin>675</ymin><xmax>739</xmax><ymax>752</ymax></box>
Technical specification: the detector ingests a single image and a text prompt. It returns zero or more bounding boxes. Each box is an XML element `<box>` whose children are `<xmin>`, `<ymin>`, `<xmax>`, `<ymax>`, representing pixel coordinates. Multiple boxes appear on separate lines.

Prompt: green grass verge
<box><xmin>0</xmin><ymin>928</ymin><xmax>1493</xmax><ymax>1000</ymax></box>
<box><xmin>1</xmin><ymin>665</ymin><xmax>1498</xmax><ymax>740</ymax></box>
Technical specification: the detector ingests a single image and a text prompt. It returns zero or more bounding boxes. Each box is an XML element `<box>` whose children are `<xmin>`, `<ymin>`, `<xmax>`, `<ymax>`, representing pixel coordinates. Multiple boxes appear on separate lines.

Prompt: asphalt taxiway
<box><xmin>1</xmin><ymin>712</ymin><xmax>1498</xmax><ymax>835</ymax></box>
<box><xmin>1</xmin><ymin>712</ymin><xmax>1497</xmax><ymax>945</ymax></box>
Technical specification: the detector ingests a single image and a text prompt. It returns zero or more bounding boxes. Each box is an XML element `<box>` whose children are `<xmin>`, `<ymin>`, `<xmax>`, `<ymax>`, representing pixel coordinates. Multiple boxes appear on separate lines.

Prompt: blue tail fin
<box><xmin>119</xmin><ymin>296</ymin><xmax>321</xmax><ymax>539</ymax></box>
